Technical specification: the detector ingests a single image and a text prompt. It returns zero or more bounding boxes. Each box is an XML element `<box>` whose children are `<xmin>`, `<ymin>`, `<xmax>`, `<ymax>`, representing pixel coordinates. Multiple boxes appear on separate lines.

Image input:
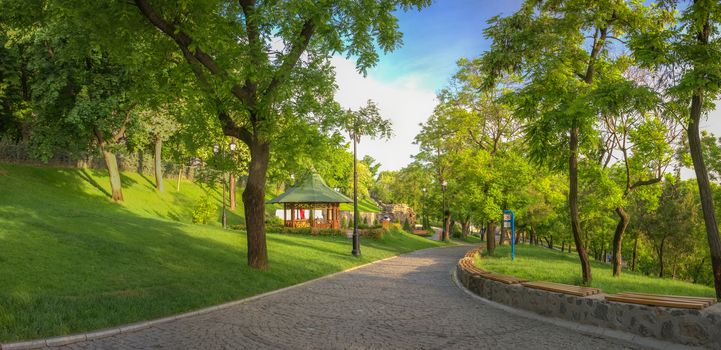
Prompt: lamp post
<box><xmin>214</xmin><ymin>140</ymin><xmax>236</xmax><ymax>229</ymax></box>
<box><xmin>441</xmin><ymin>180</ymin><xmax>448</xmax><ymax>241</ymax></box>
<box><xmin>352</xmin><ymin>130</ymin><xmax>361</xmax><ymax>257</ymax></box>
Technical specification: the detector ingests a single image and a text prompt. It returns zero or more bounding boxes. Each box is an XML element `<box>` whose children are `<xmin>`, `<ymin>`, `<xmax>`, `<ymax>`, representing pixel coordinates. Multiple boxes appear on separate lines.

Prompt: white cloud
<box><xmin>331</xmin><ymin>56</ymin><xmax>437</xmax><ymax>171</ymax></box>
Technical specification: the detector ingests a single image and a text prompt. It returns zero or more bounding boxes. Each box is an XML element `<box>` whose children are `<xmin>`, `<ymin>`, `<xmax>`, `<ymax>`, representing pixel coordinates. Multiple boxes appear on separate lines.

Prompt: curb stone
<box><xmin>1</xmin><ymin>250</ymin><xmax>424</xmax><ymax>350</ymax></box>
<box><xmin>451</xmin><ymin>269</ymin><xmax>702</xmax><ymax>350</ymax></box>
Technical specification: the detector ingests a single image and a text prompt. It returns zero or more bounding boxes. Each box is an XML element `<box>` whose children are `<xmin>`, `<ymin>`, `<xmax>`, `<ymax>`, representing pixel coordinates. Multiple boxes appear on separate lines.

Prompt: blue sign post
<box><xmin>503</xmin><ymin>210</ymin><xmax>515</xmax><ymax>261</ymax></box>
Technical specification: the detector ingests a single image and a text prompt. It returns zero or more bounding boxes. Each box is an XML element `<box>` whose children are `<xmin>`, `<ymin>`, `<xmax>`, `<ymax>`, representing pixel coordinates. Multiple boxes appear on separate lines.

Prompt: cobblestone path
<box><xmin>53</xmin><ymin>245</ymin><xmax>649</xmax><ymax>350</ymax></box>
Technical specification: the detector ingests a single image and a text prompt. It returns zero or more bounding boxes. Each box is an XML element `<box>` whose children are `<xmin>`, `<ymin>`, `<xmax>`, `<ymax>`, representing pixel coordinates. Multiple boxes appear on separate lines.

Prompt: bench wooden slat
<box><xmin>605</xmin><ymin>295</ymin><xmax>707</xmax><ymax>310</ymax></box>
<box><xmin>481</xmin><ymin>273</ymin><xmax>528</xmax><ymax>285</ymax></box>
<box><xmin>610</xmin><ymin>293</ymin><xmax>714</xmax><ymax>308</ymax></box>
<box><xmin>522</xmin><ymin>281</ymin><xmax>601</xmax><ymax>297</ymax></box>
<box><xmin>619</xmin><ymin>292</ymin><xmax>716</xmax><ymax>304</ymax></box>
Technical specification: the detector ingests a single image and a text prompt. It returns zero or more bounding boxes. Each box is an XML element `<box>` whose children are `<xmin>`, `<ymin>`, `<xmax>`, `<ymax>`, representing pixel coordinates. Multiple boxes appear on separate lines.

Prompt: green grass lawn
<box><xmin>475</xmin><ymin>244</ymin><xmax>715</xmax><ymax>297</ymax></box>
<box><xmin>453</xmin><ymin>234</ymin><xmax>482</xmax><ymax>244</ymax></box>
<box><xmin>0</xmin><ymin>163</ymin><xmax>443</xmax><ymax>342</ymax></box>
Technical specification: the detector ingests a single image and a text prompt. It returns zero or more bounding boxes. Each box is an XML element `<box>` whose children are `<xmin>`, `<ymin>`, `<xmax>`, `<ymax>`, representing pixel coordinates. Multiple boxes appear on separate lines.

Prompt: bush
<box><xmin>359</xmin><ymin>228</ymin><xmax>384</xmax><ymax>239</ymax></box>
<box><xmin>402</xmin><ymin>218</ymin><xmax>412</xmax><ymax>232</ymax></box>
<box><xmin>192</xmin><ymin>196</ymin><xmax>214</xmax><ymax>224</ymax></box>
<box><xmin>279</xmin><ymin>227</ymin><xmax>344</xmax><ymax>237</ymax></box>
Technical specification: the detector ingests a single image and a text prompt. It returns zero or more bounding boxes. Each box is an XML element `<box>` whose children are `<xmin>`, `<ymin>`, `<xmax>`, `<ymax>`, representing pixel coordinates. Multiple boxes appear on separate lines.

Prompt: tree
<box><xmin>480</xmin><ymin>0</ymin><xmax>651</xmax><ymax>285</ymax></box>
<box><xmin>47</xmin><ymin>0</ymin><xmax>432</xmax><ymax>269</ymax></box>
<box><xmin>133</xmin><ymin>105</ymin><xmax>180</xmax><ymax>192</ymax></box>
<box><xmin>591</xmin><ymin>67</ymin><xmax>680</xmax><ymax>276</ymax></box>
<box><xmin>630</xmin><ymin>0</ymin><xmax>721</xmax><ymax>299</ymax></box>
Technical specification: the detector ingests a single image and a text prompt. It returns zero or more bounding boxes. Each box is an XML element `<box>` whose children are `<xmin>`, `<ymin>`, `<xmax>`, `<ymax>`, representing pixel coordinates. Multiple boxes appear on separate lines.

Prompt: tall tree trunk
<box><xmin>631</xmin><ymin>235</ymin><xmax>638</xmax><ymax>272</ymax></box>
<box><xmin>461</xmin><ymin>216</ymin><xmax>470</xmax><ymax>238</ymax></box>
<box><xmin>243</xmin><ymin>139</ymin><xmax>270</xmax><ymax>269</ymax></box>
<box><xmin>229</xmin><ymin>173</ymin><xmax>237</xmax><ymax>210</ymax></box>
<box><xmin>486</xmin><ymin>221</ymin><xmax>496</xmax><ymax>256</ymax></box>
<box><xmin>154</xmin><ymin>137</ymin><xmax>163</xmax><ymax>192</ymax></box>
<box><xmin>515</xmin><ymin>230</ymin><xmax>521</xmax><ymax>245</ymax></box>
<box><xmin>611</xmin><ymin>206</ymin><xmax>630</xmax><ymax>276</ymax></box>
<box><xmin>658</xmin><ymin>239</ymin><xmax>665</xmax><ymax>278</ymax></box>
<box><xmin>498</xmin><ymin>228</ymin><xmax>505</xmax><ymax>246</ymax></box>
<box><xmin>443</xmin><ymin>211</ymin><xmax>451</xmax><ymax>241</ymax></box>
<box><xmin>689</xmin><ymin>88</ymin><xmax>721</xmax><ymax>300</ymax></box>
<box><xmin>94</xmin><ymin>128</ymin><xmax>123</xmax><ymax>202</ymax></box>
<box><xmin>570</xmin><ymin>124</ymin><xmax>592</xmax><ymax>285</ymax></box>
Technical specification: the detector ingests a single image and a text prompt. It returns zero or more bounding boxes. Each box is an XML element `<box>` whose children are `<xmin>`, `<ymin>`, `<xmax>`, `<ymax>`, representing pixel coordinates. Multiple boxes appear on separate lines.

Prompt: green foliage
<box><xmin>191</xmin><ymin>194</ymin><xmax>215</xmax><ymax>224</ymax></box>
<box><xmin>402</xmin><ymin>217</ymin><xmax>411</xmax><ymax>232</ymax></box>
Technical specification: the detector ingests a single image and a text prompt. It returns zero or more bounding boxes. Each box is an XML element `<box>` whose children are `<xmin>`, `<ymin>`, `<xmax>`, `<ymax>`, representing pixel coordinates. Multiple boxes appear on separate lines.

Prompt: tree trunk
<box><xmin>154</xmin><ymin>137</ymin><xmax>163</xmax><ymax>192</ymax></box>
<box><xmin>689</xmin><ymin>88</ymin><xmax>721</xmax><ymax>300</ymax></box>
<box><xmin>570</xmin><ymin>124</ymin><xmax>592</xmax><ymax>285</ymax></box>
<box><xmin>229</xmin><ymin>173</ymin><xmax>237</xmax><ymax>210</ymax></box>
<box><xmin>631</xmin><ymin>235</ymin><xmax>638</xmax><ymax>272</ymax></box>
<box><xmin>443</xmin><ymin>211</ymin><xmax>451</xmax><ymax>241</ymax></box>
<box><xmin>243</xmin><ymin>139</ymin><xmax>270</xmax><ymax>270</ymax></box>
<box><xmin>515</xmin><ymin>230</ymin><xmax>521</xmax><ymax>245</ymax></box>
<box><xmin>658</xmin><ymin>239</ymin><xmax>665</xmax><ymax>278</ymax></box>
<box><xmin>94</xmin><ymin>128</ymin><xmax>123</xmax><ymax>202</ymax></box>
<box><xmin>611</xmin><ymin>206</ymin><xmax>630</xmax><ymax>276</ymax></box>
<box><xmin>486</xmin><ymin>221</ymin><xmax>496</xmax><ymax>256</ymax></box>
<box><xmin>461</xmin><ymin>216</ymin><xmax>470</xmax><ymax>238</ymax></box>
<box><xmin>498</xmin><ymin>228</ymin><xmax>505</xmax><ymax>246</ymax></box>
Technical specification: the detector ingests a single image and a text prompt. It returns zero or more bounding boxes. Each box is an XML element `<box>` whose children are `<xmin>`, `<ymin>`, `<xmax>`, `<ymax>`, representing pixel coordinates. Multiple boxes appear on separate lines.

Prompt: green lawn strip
<box><xmin>0</xmin><ymin>163</ymin><xmax>443</xmax><ymax>342</ymax></box>
<box><xmin>453</xmin><ymin>235</ymin><xmax>482</xmax><ymax>244</ymax></box>
<box><xmin>474</xmin><ymin>244</ymin><xmax>715</xmax><ymax>297</ymax></box>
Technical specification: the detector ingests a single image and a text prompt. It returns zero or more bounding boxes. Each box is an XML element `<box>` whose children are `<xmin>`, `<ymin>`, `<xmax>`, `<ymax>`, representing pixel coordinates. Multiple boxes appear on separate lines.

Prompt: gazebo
<box><xmin>267</xmin><ymin>171</ymin><xmax>352</xmax><ymax>229</ymax></box>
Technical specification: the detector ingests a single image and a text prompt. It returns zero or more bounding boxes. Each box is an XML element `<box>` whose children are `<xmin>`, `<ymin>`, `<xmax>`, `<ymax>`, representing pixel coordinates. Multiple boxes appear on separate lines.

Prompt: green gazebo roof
<box><xmin>267</xmin><ymin>171</ymin><xmax>352</xmax><ymax>204</ymax></box>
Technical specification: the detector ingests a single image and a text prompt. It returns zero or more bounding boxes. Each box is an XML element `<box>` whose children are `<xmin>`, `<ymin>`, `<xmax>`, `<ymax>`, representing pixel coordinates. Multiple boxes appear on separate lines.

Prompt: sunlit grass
<box><xmin>0</xmin><ymin>163</ymin><xmax>442</xmax><ymax>342</ymax></box>
<box><xmin>475</xmin><ymin>244</ymin><xmax>715</xmax><ymax>297</ymax></box>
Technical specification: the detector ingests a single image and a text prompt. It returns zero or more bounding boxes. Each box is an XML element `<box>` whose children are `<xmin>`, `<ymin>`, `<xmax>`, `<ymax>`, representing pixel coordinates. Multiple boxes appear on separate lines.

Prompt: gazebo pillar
<box><xmin>283</xmin><ymin>203</ymin><xmax>287</xmax><ymax>225</ymax></box>
<box><xmin>290</xmin><ymin>203</ymin><xmax>296</xmax><ymax>227</ymax></box>
<box><xmin>310</xmin><ymin>205</ymin><xmax>315</xmax><ymax>228</ymax></box>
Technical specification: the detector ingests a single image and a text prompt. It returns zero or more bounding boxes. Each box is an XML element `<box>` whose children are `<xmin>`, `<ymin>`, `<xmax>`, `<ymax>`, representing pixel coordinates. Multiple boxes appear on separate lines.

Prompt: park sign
<box><xmin>503</xmin><ymin>210</ymin><xmax>515</xmax><ymax>261</ymax></box>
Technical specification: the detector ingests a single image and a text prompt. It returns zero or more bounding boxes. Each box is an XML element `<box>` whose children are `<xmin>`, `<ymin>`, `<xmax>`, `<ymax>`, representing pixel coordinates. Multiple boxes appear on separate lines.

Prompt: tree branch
<box><xmin>134</xmin><ymin>0</ymin><xmax>252</xmax><ymax>104</ymax></box>
<box><xmin>111</xmin><ymin>102</ymin><xmax>138</xmax><ymax>143</ymax></box>
<box><xmin>261</xmin><ymin>19</ymin><xmax>315</xmax><ymax>104</ymax></box>
<box><xmin>630</xmin><ymin>177</ymin><xmax>662</xmax><ymax>191</ymax></box>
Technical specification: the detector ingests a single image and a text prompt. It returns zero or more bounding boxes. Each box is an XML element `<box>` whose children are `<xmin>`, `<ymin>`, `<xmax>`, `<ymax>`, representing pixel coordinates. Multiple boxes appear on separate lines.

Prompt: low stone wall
<box><xmin>456</xmin><ymin>252</ymin><xmax>721</xmax><ymax>348</ymax></box>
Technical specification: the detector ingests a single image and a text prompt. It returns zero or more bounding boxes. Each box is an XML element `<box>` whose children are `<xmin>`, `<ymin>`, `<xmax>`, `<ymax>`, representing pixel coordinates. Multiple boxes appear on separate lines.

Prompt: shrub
<box><xmin>192</xmin><ymin>195</ymin><xmax>214</xmax><ymax>224</ymax></box>
<box><xmin>279</xmin><ymin>227</ymin><xmax>344</xmax><ymax>237</ymax></box>
<box><xmin>359</xmin><ymin>228</ymin><xmax>384</xmax><ymax>239</ymax></box>
<box><xmin>402</xmin><ymin>218</ymin><xmax>412</xmax><ymax>232</ymax></box>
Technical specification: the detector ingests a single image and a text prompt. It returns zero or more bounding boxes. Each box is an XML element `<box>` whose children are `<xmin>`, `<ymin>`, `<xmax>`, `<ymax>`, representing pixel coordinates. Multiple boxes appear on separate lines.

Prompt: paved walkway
<box><xmin>53</xmin><ymin>246</ymin><xmax>649</xmax><ymax>350</ymax></box>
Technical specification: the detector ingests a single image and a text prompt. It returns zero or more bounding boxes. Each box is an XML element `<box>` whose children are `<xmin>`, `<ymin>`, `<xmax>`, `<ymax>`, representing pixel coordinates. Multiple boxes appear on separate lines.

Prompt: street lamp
<box><xmin>214</xmin><ymin>140</ymin><xmax>236</xmax><ymax>229</ymax></box>
<box><xmin>441</xmin><ymin>180</ymin><xmax>448</xmax><ymax>241</ymax></box>
<box><xmin>351</xmin><ymin>130</ymin><xmax>361</xmax><ymax>257</ymax></box>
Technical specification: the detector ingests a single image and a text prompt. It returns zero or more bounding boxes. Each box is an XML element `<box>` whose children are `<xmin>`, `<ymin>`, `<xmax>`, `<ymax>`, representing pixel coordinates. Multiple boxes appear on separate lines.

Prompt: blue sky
<box><xmin>367</xmin><ymin>0</ymin><xmax>524</xmax><ymax>91</ymax></box>
<box><xmin>334</xmin><ymin>0</ymin><xmax>720</xmax><ymax>172</ymax></box>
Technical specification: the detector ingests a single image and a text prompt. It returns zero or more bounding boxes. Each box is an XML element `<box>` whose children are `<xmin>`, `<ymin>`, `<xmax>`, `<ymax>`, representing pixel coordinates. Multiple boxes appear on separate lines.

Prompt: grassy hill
<box><xmin>476</xmin><ymin>244</ymin><xmax>715</xmax><ymax>297</ymax></box>
<box><xmin>0</xmin><ymin>163</ymin><xmax>441</xmax><ymax>342</ymax></box>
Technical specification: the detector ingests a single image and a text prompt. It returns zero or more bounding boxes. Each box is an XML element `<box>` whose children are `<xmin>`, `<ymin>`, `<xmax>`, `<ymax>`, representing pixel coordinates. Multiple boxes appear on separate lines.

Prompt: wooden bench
<box><xmin>458</xmin><ymin>257</ymin><xmax>490</xmax><ymax>276</ymax></box>
<box><xmin>480</xmin><ymin>272</ymin><xmax>528</xmax><ymax>285</ymax></box>
<box><xmin>522</xmin><ymin>281</ymin><xmax>601</xmax><ymax>297</ymax></box>
<box><xmin>605</xmin><ymin>292</ymin><xmax>717</xmax><ymax>310</ymax></box>
<box><xmin>463</xmin><ymin>246</ymin><xmax>482</xmax><ymax>259</ymax></box>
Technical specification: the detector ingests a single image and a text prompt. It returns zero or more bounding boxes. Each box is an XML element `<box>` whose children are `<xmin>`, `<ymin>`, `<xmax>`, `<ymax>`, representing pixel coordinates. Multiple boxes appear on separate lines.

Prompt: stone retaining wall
<box><xmin>456</xmin><ymin>254</ymin><xmax>721</xmax><ymax>348</ymax></box>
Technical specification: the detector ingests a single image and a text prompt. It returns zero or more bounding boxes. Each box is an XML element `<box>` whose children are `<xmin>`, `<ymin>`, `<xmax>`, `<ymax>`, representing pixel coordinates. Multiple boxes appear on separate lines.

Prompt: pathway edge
<box><xmin>1</xmin><ymin>247</ymin><xmax>451</xmax><ymax>350</ymax></box>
